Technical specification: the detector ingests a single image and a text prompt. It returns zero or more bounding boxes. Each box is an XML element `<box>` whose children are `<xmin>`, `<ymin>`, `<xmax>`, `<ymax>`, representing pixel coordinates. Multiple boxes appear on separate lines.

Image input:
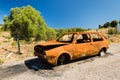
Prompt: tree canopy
<box><xmin>103</xmin><ymin>22</ymin><xmax>110</xmax><ymax>28</ymax></box>
<box><xmin>98</xmin><ymin>20</ymin><xmax>118</xmax><ymax>29</ymax></box>
<box><xmin>3</xmin><ymin>5</ymin><xmax>57</xmax><ymax>41</ymax></box>
<box><xmin>111</xmin><ymin>20</ymin><xmax>118</xmax><ymax>28</ymax></box>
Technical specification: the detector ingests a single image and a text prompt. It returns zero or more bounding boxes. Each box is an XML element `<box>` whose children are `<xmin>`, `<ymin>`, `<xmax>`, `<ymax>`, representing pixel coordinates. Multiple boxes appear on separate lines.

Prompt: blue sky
<box><xmin>0</xmin><ymin>0</ymin><xmax>120</xmax><ymax>29</ymax></box>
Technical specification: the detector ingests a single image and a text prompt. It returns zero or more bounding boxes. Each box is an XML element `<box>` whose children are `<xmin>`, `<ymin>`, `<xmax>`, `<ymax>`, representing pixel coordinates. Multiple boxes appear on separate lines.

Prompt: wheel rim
<box><xmin>58</xmin><ymin>55</ymin><xmax>65</xmax><ymax>65</ymax></box>
<box><xmin>99</xmin><ymin>50</ymin><xmax>105</xmax><ymax>56</ymax></box>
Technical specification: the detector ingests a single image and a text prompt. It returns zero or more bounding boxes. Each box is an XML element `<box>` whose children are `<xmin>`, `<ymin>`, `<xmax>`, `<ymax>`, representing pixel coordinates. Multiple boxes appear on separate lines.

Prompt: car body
<box><xmin>34</xmin><ymin>31</ymin><xmax>109</xmax><ymax>65</ymax></box>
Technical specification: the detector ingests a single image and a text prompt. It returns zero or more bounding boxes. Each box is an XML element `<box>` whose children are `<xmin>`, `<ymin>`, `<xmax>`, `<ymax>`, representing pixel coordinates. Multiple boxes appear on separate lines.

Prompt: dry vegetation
<box><xmin>0</xmin><ymin>29</ymin><xmax>120</xmax><ymax>64</ymax></box>
<box><xmin>0</xmin><ymin>31</ymin><xmax>40</xmax><ymax>64</ymax></box>
<box><xmin>98</xmin><ymin>28</ymin><xmax>120</xmax><ymax>43</ymax></box>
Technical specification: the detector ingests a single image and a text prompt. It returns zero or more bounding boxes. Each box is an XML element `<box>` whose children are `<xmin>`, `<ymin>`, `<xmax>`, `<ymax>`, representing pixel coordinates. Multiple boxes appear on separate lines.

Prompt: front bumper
<box><xmin>34</xmin><ymin>52</ymin><xmax>57</xmax><ymax>65</ymax></box>
<box><xmin>34</xmin><ymin>52</ymin><xmax>46</xmax><ymax>60</ymax></box>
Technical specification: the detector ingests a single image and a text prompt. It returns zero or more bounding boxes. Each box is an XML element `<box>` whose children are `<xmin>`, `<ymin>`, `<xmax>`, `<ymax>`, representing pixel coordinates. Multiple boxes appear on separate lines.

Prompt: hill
<box><xmin>98</xmin><ymin>28</ymin><xmax>120</xmax><ymax>43</ymax></box>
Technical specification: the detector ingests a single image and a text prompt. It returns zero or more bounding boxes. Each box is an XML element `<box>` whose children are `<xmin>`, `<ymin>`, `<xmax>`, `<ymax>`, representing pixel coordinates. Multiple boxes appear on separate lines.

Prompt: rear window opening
<box><xmin>93</xmin><ymin>38</ymin><xmax>103</xmax><ymax>41</ymax></box>
<box><xmin>91</xmin><ymin>33</ymin><xmax>103</xmax><ymax>42</ymax></box>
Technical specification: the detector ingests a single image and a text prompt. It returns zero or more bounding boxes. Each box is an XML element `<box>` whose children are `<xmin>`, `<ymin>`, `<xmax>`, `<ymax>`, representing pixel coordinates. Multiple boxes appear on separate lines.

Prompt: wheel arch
<box><xmin>56</xmin><ymin>52</ymin><xmax>72</xmax><ymax>65</ymax></box>
<box><xmin>98</xmin><ymin>47</ymin><xmax>107</xmax><ymax>56</ymax></box>
<box><xmin>101</xmin><ymin>47</ymin><xmax>107</xmax><ymax>53</ymax></box>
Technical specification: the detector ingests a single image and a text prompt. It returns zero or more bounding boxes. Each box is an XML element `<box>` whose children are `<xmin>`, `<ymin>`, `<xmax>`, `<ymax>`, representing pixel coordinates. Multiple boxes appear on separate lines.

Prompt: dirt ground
<box><xmin>0</xmin><ymin>43</ymin><xmax>120</xmax><ymax>80</ymax></box>
<box><xmin>0</xmin><ymin>30</ymin><xmax>120</xmax><ymax>80</ymax></box>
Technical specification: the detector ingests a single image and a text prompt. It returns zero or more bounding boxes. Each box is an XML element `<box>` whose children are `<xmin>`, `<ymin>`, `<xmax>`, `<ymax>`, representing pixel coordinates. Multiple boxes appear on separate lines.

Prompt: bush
<box><xmin>11</xmin><ymin>42</ymin><xmax>17</xmax><ymax>46</ymax></box>
<box><xmin>20</xmin><ymin>40</ymin><xmax>26</xmax><ymax>44</ymax></box>
<box><xmin>0</xmin><ymin>28</ymin><xmax>4</xmax><ymax>34</ymax></box>
<box><xmin>108</xmin><ymin>28</ymin><xmax>117</xmax><ymax>35</ymax></box>
<box><xmin>0</xmin><ymin>59</ymin><xmax>4</xmax><ymax>64</ymax></box>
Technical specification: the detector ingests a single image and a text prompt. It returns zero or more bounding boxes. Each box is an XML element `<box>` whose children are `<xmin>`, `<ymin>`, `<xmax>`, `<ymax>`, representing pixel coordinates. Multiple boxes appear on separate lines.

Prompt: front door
<box><xmin>75</xmin><ymin>33</ymin><xmax>98</xmax><ymax>58</ymax></box>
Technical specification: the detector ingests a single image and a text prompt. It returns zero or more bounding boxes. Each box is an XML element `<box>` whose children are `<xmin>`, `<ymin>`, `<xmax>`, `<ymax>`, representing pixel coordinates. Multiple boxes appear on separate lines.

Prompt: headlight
<box><xmin>34</xmin><ymin>45</ymin><xmax>45</xmax><ymax>55</ymax></box>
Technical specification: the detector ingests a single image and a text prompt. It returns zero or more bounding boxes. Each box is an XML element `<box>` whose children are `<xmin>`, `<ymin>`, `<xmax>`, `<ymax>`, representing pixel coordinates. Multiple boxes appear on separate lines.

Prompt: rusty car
<box><xmin>34</xmin><ymin>31</ymin><xmax>109</xmax><ymax>65</ymax></box>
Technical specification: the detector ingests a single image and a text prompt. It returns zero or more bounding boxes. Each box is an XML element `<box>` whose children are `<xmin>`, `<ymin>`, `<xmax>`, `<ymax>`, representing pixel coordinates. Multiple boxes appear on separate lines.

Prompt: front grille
<box><xmin>34</xmin><ymin>45</ymin><xmax>45</xmax><ymax>55</ymax></box>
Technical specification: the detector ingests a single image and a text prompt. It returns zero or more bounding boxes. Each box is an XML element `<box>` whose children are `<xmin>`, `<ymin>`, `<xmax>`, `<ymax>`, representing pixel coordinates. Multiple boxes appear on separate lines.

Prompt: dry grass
<box><xmin>0</xmin><ymin>42</ymin><xmax>38</xmax><ymax>64</ymax></box>
<box><xmin>98</xmin><ymin>28</ymin><xmax>120</xmax><ymax>43</ymax></box>
<box><xmin>0</xmin><ymin>31</ymin><xmax>40</xmax><ymax>64</ymax></box>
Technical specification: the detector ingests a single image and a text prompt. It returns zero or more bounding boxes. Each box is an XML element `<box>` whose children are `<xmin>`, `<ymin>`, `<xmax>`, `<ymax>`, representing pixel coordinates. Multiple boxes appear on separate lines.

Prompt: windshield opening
<box><xmin>57</xmin><ymin>34</ymin><xmax>75</xmax><ymax>43</ymax></box>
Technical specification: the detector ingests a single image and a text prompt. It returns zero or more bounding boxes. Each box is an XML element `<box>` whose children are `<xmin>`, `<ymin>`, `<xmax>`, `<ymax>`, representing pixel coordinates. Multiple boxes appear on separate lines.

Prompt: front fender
<box><xmin>45</xmin><ymin>47</ymin><xmax>72</xmax><ymax>65</ymax></box>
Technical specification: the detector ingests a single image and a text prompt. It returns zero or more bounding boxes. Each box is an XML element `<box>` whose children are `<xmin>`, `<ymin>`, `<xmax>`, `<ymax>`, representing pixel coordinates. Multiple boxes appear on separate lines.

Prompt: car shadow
<box><xmin>0</xmin><ymin>63</ymin><xmax>28</xmax><ymax>79</ymax></box>
<box><xmin>25</xmin><ymin>52</ymin><xmax>113</xmax><ymax>71</ymax></box>
<box><xmin>106</xmin><ymin>52</ymin><xmax>114</xmax><ymax>56</ymax></box>
<box><xmin>24</xmin><ymin>57</ymin><xmax>93</xmax><ymax>71</ymax></box>
<box><xmin>24</xmin><ymin>58</ymin><xmax>54</xmax><ymax>71</ymax></box>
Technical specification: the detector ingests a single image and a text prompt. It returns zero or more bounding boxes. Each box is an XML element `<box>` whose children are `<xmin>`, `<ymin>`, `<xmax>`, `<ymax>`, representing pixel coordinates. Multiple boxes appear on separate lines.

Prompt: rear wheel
<box><xmin>99</xmin><ymin>48</ymin><xmax>107</xmax><ymax>56</ymax></box>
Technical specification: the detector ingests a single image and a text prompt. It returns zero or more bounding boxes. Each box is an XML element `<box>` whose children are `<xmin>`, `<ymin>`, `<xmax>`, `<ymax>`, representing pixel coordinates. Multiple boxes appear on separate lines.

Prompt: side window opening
<box><xmin>77</xmin><ymin>34</ymin><xmax>91</xmax><ymax>43</ymax></box>
<box><xmin>91</xmin><ymin>33</ymin><xmax>103</xmax><ymax>42</ymax></box>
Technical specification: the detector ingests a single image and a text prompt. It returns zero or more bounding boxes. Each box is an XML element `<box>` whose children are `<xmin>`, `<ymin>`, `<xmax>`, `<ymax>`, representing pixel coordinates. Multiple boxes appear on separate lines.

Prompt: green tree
<box><xmin>111</xmin><ymin>20</ymin><xmax>118</xmax><ymax>33</ymax></box>
<box><xmin>56</xmin><ymin>29</ymin><xmax>67</xmax><ymax>37</ymax></box>
<box><xmin>3</xmin><ymin>15</ymin><xmax>10</xmax><ymax>31</ymax></box>
<box><xmin>103</xmin><ymin>22</ymin><xmax>110</xmax><ymax>28</ymax></box>
<box><xmin>111</xmin><ymin>20</ymin><xmax>118</xmax><ymax>28</ymax></box>
<box><xmin>9</xmin><ymin>6</ymin><xmax>46</xmax><ymax>40</ymax></box>
<box><xmin>3</xmin><ymin>5</ymin><xmax>57</xmax><ymax>41</ymax></box>
<box><xmin>46</xmin><ymin>27</ymin><xmax>57</xmax><ymax>40</ymax></box>
<box><xmin>98</xmin><ymin>25</ymin><xmax>103</xmax><ymax>29</ymax></box>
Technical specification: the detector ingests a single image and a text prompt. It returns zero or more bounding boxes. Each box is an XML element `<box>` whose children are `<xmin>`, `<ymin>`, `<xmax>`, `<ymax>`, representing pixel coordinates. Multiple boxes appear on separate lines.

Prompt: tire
<box><xmin>99</xmin><ymin>49</ymin><xmax>106</xmax><ymax>56</ymax></box>
<box><xmin>57</xmin><ymin>54</ymin><xmax>70</xmax><ymax>65</ymax></box>
<box><xmin>57</xmin><ymin>55</ymin><xmax>65</xmax><ymax>65</ymax></box>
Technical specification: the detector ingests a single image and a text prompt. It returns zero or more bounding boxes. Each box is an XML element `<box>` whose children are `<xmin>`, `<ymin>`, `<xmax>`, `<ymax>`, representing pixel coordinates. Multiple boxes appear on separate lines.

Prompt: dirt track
<box><xmin>0</xmin><ymin>43</ymin><xmax>120</xmax><ymax>80</ymax></box>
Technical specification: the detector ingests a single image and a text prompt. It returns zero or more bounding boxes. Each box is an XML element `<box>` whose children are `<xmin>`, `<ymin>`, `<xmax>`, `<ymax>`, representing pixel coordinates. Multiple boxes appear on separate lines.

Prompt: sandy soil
<box><xmin>0</xmin><ymin>43</ymin><xmax>120</xmax><ymax>80</ymax></box>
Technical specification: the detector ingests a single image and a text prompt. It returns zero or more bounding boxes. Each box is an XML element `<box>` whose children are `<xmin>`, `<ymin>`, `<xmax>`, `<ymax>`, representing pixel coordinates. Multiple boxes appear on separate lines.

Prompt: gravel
<box><xmin>0</xmin><ymin>43</ymin><xmax>120</xmax><ymax>80</ymax></box>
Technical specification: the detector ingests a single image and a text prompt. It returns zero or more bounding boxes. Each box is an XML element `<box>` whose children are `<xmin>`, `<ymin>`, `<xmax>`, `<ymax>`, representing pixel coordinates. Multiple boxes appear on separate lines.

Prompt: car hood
<box><xmin>35</xmin><ymin>41</ymin><xmax>69</xmax><ymax>50</ymax></box>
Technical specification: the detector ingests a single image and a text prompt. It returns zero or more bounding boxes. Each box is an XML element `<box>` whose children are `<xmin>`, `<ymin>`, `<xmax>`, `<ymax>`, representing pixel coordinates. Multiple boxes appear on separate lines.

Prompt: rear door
<box><xmin>90</xmin><ymin>33</ymin><xmax>105</xmax><ymax>55</ymax></box>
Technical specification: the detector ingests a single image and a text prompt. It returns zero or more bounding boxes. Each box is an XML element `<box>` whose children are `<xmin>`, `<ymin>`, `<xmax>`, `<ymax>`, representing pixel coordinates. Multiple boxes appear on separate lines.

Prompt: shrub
<box><xmin>108</xmin><ymin>28</ymin><xmax>117</xmax><ymax>35</ymax></box>
<box><xmin>11</xmin><ymin>42</ymin><xmax>17</xmax><ymax>46</ymax></box>
<box><xmin>0</xmin><ymin>59</ymin><xmax>4</xmax><ymax>64</ymax></box>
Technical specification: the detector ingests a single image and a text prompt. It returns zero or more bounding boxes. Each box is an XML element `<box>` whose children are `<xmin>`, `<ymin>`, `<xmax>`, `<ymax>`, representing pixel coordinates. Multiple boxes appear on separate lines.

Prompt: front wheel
<box><xmin>57</xmin><ymin>53</ymin><xmax>71</xmax><ymax>65</ymax></box>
